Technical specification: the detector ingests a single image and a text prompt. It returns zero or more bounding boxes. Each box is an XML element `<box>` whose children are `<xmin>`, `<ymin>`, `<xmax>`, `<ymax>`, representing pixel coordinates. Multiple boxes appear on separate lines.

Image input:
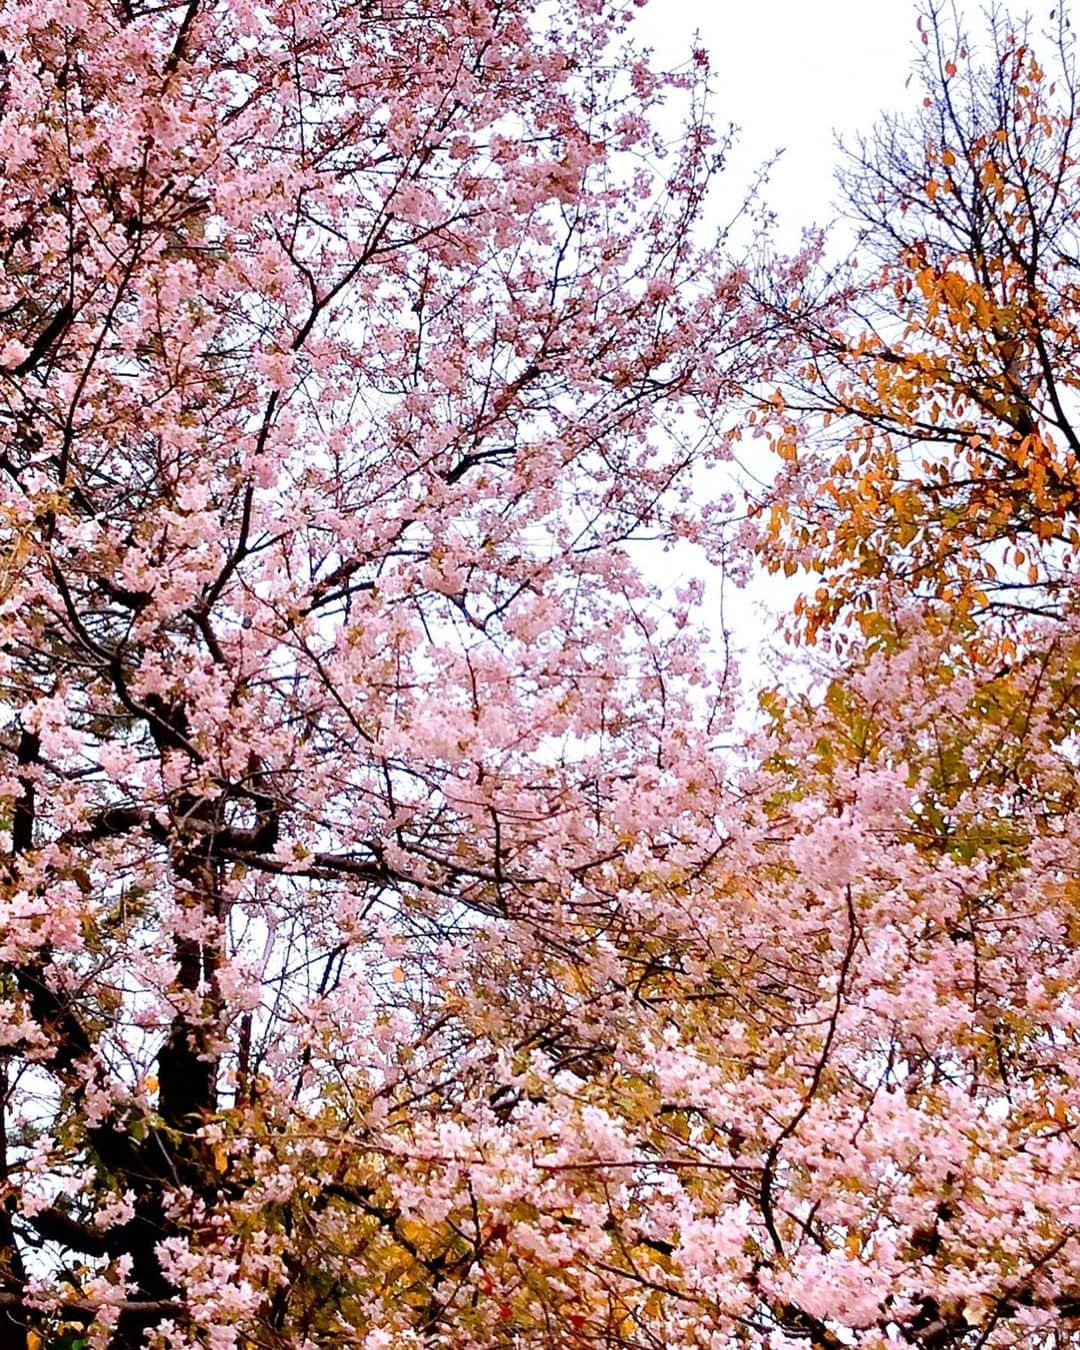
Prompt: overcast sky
<box><xmin>635</xmin><ymin>0</ymin><xmax>934</xmax><ymax>243</ymax></box>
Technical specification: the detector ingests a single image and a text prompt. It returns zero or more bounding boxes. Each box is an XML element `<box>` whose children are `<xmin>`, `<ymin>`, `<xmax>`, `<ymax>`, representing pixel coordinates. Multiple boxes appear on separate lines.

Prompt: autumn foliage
<box><xmin>755</xmin><ymin>6</ymin><xmax>1080</xmax><ymax>641</ymax></box>
<box><xmin>0</xmin><ymin>0</ymin><xmax>1079</xmax><ymax>1347</ymax></box>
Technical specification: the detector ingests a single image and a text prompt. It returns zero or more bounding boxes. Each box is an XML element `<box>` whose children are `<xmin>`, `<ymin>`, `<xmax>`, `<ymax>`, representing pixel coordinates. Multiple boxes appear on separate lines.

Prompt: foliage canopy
<box><xmin>0</xmin><ymin>1</ymin><xmax>1078</xmax><ymax>1348</ymax></box>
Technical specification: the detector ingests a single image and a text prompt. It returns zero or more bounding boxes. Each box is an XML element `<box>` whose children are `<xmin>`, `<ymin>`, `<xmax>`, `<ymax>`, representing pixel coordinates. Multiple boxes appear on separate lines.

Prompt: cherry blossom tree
<box><xmin>0</xmin><ymin>0</ymin><xmax>778</xmax><ymax>1343</ymax></box>
<box><xmin>6</xmin><ymin>0</ymin><xmax>1080</xmax><ymax>1346</ymax></box>
<box><xmin>730</xmin><ymin>6</ymin><xmax>1080</xmax><ymax>1346</ymax></box>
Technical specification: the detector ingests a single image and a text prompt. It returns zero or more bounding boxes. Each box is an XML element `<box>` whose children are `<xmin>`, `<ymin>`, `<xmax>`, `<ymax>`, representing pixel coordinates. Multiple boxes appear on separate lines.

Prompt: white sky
<box><xmin>635</xmin><ymin>0</ymin><xmax>932</xmax><ymax>243</ymax></box>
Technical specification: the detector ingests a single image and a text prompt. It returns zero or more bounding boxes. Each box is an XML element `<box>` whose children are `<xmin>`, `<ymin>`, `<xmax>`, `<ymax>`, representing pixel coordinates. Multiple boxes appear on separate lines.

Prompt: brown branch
<box><xmin>4</xmin><ymin>304</ymin><xmax>73</xmax><ymax>378</ymax></box>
